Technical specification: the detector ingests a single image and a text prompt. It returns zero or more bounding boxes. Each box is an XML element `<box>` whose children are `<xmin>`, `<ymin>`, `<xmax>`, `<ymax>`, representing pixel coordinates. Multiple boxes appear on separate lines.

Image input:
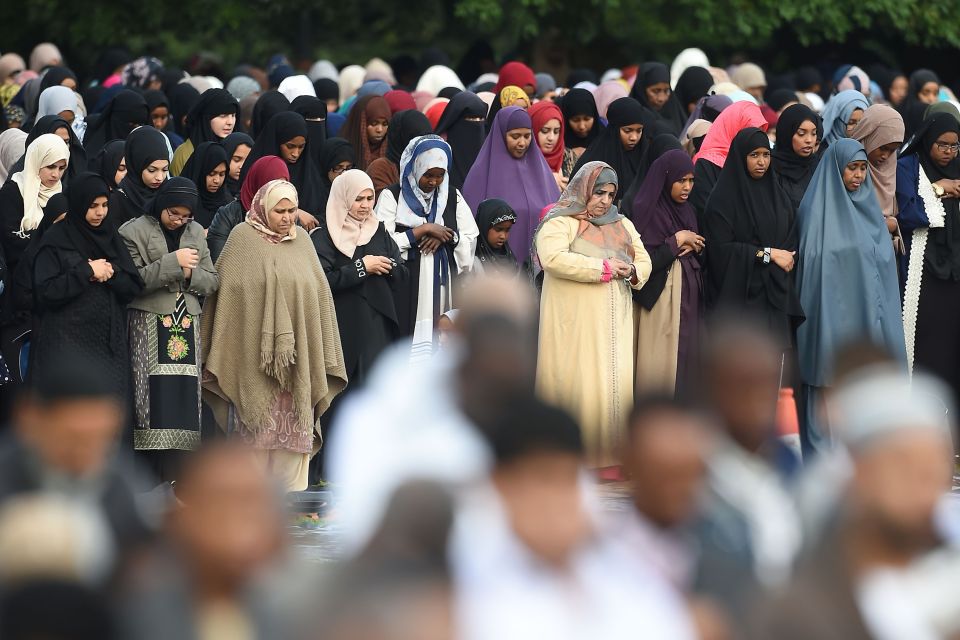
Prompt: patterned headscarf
<box><xmin>245</xmin><ymin>179</ymin><xmax>298</xmax><ymax>244</ymax></box>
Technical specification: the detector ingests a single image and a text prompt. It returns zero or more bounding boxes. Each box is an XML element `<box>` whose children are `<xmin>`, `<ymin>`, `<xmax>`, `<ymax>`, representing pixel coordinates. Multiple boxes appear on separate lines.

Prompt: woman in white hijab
<box><xmin>309</xmin><ymin>60</ymin><xmax>339</xmax><ymax>83</ymax></box>
<box><xmin>670</xmin><ymin>48</ymin><xmax>710</xmax><ymax>88</ymax></box>
<box><xmin>35</xmin><ymin>86</ymin><xmax>79</xmax><ymax>125</ymax></box>
<box><xmin>339</xmin><ymin>65</ymin><xmax>367</xmax><ymax>107</ymax></box>
<box><xmin>0</xmin><ymin>129</ymin><xmax>27</xmax><ymax>182</ymax></box>
<box><xmin>278</xmin><ymin>75</ymin><xmax>316</xmax><ymax>102</ymax></box>
<box><xmin>416</xmin><ymin>65</ymin><xmax>465</xmax><ymax>96</ymax></box>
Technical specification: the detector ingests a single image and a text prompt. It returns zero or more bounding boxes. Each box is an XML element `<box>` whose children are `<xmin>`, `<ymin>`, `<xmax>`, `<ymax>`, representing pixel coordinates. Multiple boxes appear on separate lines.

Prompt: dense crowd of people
<box><xmin>0</xmin><ymin>41</ymin><xmax>958</xmax><ymax>638</ymax></box>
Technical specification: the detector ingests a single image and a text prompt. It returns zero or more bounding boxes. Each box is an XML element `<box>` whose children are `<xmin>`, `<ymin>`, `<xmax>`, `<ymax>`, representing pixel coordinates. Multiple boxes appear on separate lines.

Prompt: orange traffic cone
<box><xmin>777</xmin><ymin>387</ymin><xmax>802</xmax><ymax>460</ymax></box>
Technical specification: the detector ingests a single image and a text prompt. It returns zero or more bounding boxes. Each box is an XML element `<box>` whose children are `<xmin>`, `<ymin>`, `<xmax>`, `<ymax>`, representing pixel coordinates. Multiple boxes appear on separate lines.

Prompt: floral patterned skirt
<box><xmin>129</xmin><ymin>294</ymin><xmax>202</xmax><ymax>452</ymax></box>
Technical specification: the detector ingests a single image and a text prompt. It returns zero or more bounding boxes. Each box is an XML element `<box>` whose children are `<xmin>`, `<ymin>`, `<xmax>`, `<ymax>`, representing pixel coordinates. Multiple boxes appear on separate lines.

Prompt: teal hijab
<box><xmin>796</xmin><ymin>137</ymin><xmax>906</xmax><ymax>387</ymax></box>
<box><xmin>820</xmin><ymin>90</ymin><xmax>870</xmax><ymax>146</ymax></box>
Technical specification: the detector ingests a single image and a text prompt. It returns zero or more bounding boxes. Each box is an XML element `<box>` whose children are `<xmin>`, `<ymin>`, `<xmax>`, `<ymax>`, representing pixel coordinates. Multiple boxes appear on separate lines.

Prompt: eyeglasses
<box><xmin>330</xmin><ymin>165</ymin><xmax>353</xmax><ymax>175</ymax></box>
<box><xmin>935</xmin><ymin>142</ymin><xmax>960</xmax><ymax>153</ymax></box>
<box><xmin>165</xmin><ymin>211</ymin><xmax>194</xmax><ymax>223</ymax></box>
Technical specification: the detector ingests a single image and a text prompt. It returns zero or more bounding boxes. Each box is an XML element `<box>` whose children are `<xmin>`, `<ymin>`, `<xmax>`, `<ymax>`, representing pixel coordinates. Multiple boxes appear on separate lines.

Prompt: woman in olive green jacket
<box><xmin>119</xmin><ymin>177</ymin><xmax>218</xmax><ymax>483</ymax></box>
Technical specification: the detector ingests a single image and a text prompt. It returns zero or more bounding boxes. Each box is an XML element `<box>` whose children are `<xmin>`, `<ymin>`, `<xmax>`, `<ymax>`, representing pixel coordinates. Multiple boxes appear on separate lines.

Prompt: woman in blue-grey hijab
<box><xmin>796</xmin><ymin>137</ymin><xmax>906</xmax><ymax>455</ymax></box>
<box><xmin>819</xmin><ymin>89</ymin><xmax>869</xmax><ymax>147</ymax></box>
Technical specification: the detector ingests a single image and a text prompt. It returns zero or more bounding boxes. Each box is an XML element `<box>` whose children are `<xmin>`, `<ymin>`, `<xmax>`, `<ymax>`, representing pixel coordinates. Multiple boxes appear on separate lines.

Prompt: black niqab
<box><xmin>83</xmin><ymin>90</ymin><xmax>149</xmax><ymax>157</ymax></box>
<box><xmin>435</xmin><ymin>91</ymin><xmax>487</xmax><ymax>190</ymax></box>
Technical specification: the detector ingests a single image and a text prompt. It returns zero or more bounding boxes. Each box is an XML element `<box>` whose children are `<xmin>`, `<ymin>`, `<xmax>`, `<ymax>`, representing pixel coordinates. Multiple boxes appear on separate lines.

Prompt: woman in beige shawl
<box><xmin>851</xmin><ymin>105</ymin><xmax>906</xmax><ymax>254</ymax></box>
<box><xmin>201</xmin><ymin>179</ymin><xmax>347</xmax><ymax>491</ymax></box>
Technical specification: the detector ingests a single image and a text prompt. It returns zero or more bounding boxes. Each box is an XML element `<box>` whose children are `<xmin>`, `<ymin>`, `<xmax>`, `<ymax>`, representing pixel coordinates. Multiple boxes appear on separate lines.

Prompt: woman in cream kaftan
<box><xmin>535</xmin><ymin>161</ymin><xmax>652</xmax><ymax>469</ymax></box>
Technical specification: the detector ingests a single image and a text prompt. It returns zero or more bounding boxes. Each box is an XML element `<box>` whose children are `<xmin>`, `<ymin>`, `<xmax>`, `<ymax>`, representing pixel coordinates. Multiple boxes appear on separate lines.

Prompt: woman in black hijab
<box><xmin>434</xmin><ymin>91</ymin><xmax>487</xmax><ymax>191</ymax></box>
<box><xmin>630</xmin><ymin>62</ymin><xmax>688</xmax><ymax>135</ymax></box>
<box><xmin>899</xmin><ymin>69</ymin><xmax>941</xmax><ymax>140</ymax></box>
<box><xmin>144</xmin><ymin>88</ymin><xmax>183</xmax><ymax>149</ymax></box>
<box><xmin>898</xmin><ymin>112</ymin><xmax>960</xmax><ymax>409</ymax></box>
<box><xmin>109</xmin><ymin>126</ymin><xmax>170</xmax><ymax>227</ymax></box>
<box><xmin>367</xmin><ymin>109</ymin><xmax>432</xmax><ymax>199</ymax></box>
<box><xmin>250</xmin><ymin>90</ymin><xmax>290</xmax><ymax>139</ymax></box>
<box><xmin>702</xmin><ymin>127</ymin><xmax>803</xmax><ymax>349</ymax></box>
<box><xmin>242</xmin><ymin>111</ymin><xmax>323</xmax><ymax>215</ymax></box>
<box><xmin>559</xmin><ymin>88</ymin><xmax>603</xmax><ymax>171</ymax></box>
<box><xmin>673</xmin><ymin>66</ymin><xmax>715</xmax><ymax>118</ymax></box>
<box><xmin>6</xmin><ymin>116</ymin><xmax>86</xmax><ymax>186</ymax></box>
<box><xmin>221</xmin><ymin>132</ymin><xmax>254</xmax><ymax>197</ymax></box>
<box><xmin>772</xmin><ymin>104</ymin><xmax>823</xmax><ymax>209</ymax></box>
<box><xmin>180</xmin><ymin>141</ymin><xmax>231</xmax><ymax>227</ymax></box>
<box><xmin>83</xmin><ymin>90</ymin><xmax>149</xmax><ymax>158</ymax></box>
<box><xmin>619</xmin><ymin>133</ymin><xmax>683</xmax><ymax>219</ymax></box>
<box><xmin>316</xmin><ymin>137</ymin><xmax>356</xmax><ymax>212</ymax></box>
<box><xmin>291</xmin><ymin>95</ymin><xmax>328</xmax><ymax>163</ymax></box>
<box><xmin>572</xmin><ymin>96</ymin><xmax>652</xmax><ymax>199</ymax></box>
<box><xmin>31</xmin><ymin>172</ymin><xmax>143</xmax><ymax>398</ymax></box>
<box><xmin>88</xmin><ymin>140</ymin><xmax>127</xmax><ymax>190</ymax></box>
<box><xmin>171</xmin><ymin>88</ymin><xmax>239</xmax><ymax>175</ymax></box>
<box><xmin>167</xmin><ymin>83</ymin><xmax>200</xmax><ymax>140</ymax></box>
<box><xmin>314</xmin><ymin>78</ymin><xmax>340</xmax><ymax>115</ymax></box>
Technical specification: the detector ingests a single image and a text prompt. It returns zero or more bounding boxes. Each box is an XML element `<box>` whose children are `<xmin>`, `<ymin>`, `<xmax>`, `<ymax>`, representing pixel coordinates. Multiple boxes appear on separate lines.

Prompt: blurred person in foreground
<box><xmin>691</xmin><ymin>318</ymin><xmax>801</xmax><ymax>631</ymax></box>
<box><xmin>119</xmin><ymin>442</ymin><xmax>293</xmax><ymax>640</ymax></box>
<box><xmin>449</xmin><ymin>395</ymin><xmax>698</xmax><ymax>640</ymax></box>
<box><xmin>752</xmin><ymin>369</ymin><xmax>956</xmax><ymax>639</ymax></box>
<box><xmin>327</xmin><ymin>273</ymin><xmax>537</xmax><ymax>557</ymax></box>
<box><xmin>0</xmin><ymin>350</ymin><xmax>149</xmax><ymax>568</ymax></box>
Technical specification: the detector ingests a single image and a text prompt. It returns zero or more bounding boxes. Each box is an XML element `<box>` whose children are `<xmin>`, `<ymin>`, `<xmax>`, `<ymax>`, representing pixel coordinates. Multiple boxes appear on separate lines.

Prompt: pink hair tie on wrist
<box><xmin>601</xmin><ymin>259</ymin><xmax>613</xmax><ymax>283</ymax></box>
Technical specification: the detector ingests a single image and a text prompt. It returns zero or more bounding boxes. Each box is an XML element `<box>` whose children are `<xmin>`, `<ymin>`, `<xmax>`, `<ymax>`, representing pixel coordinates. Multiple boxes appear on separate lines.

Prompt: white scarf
<box><xmin>11</xmin><ymin>133</ymin><xmax>69</xmax><ymax>238</ymax></box>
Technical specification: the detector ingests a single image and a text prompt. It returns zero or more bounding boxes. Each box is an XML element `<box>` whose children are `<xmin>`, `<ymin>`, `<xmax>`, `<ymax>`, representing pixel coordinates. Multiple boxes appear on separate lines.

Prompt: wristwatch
<box><xmin>933</xmin><ymin>183</ymin><xmax>946</xmax><ymax>198</ymax></box>
<box><xmin>756</xmin><ymin>247</ymin><xmax>771</xmax><ymax>264</ymax></box>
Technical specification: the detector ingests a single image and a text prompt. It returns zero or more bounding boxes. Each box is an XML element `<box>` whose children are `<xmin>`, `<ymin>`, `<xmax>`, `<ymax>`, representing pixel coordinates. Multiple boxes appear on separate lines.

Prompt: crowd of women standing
<box><xmin>0</xmin><ymin>42</ymin><xmax>955</xmax><ymax>486</ymax></box>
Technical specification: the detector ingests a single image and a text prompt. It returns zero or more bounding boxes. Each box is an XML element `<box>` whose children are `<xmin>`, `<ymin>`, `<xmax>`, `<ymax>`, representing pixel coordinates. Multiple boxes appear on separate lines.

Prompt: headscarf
<box><xmin>143</xmin><ymin>89</ymin><xmax>169</xmax><ymax>118</ymax></box>
<box><xmin>902</xmin><ymin>112</ymin><xmax>960</xmax><ymax>280</ymax></box>
<box><xmin>314</xmin><ymin>78</ymin><xmax>340</xmax><ymax>106</ymax></box>
<box><xmin>11</xmin><ymin>133</ymin><xmax>69</xmax><ymax>236</ymax></box>
<box><xmin>34</xmin><ymin>86</ymin><xmax>78</xmax><ymax>124</ymax></box>
<box><xmin>424</xmin><ymin>98</ymin><xmax>449</xmax><ymax>128</ymax></box>
<box><xmin>417</xmin><ymin>65</ymin><xmax>465</xmax><ymax>95</ymax></box>
<box><xmin>14</xmin><ymin>115</ymin><xmax>86</xmax><ymax>184</ymax></box>
<box><xmin>325</xmin><ymin>169</ymin><xmax>378</xmax><ymax>257</ymax></box>
<box><xmin>278</xmin><ymin>75</ymin><xmax>316</xmax><ymax>102</ymax></box>
<box><xmin>226</xmin><ymin>75</ymin><xmax>261</xmax><ymax>102</ymax></box>
<box><xmin>116</xmin><ymin>126</ymin><xmax>169</xmax><ymax>214</ymax></box>
<box><xmin>670</xmin><ymin>48</ymin><xmax>710</xmax><ymax>88</ymax></box>
<box><xmin>245</xmin><ymin>179</ymin><xmax>298</xmax><ymax>244</ymax></box>
<box><xmin>463</xmin><ymin>107</ymin><xmax>561</xmax><ymax>264</ymax></box>
<box><xmin>434</xmin><ymin>90</ymin><xmax>487</xmax><ymax>190</ymax></box>
<box><xmin>620</xmin><ymin>133</ymin><xmax>683</xmax><ymax>219</ymax></box>
<box><xmin>180</xmin><ymin>141</ymin><xmax>231</xmax><ymax>227</ymax></box>
<box><xmin>167</xmin><ymin>83</ymin><xmax>200</xmax><ymax>138</ymax></box>
<box><xmin>899</xmin><ymin>70</ymin><xmax>940</xmax><ymax>139</ymax></box>
<box><xmin>82</xmin><ymin>90</ymin><xmax>149</xmax><ymax>156</ymax></box>
<box><xmin>184</xmin><ymin>88</ymin><xmax>239</xmax><ymax>145</ymax></box>
<box><xmin>0</xmin><ymin>53</ymin><xmax>26</xmax><ymax>85</ymax></box>
<box><xmin>566</xmin><ymin>69</ymin><xmax>599</xmax><ymax>88</ymax></box>
<box><xmin>837</xmin><ymin>66</ymin><xmax>871</xmax><ymax>95</ymax></box>
<box><xmin>766</xmin><ymin>89</ymin><xmax>799</xmax><ymax>112</ymax></box>
<box><xmin>560</xmin><ymin>88</ymin><xmax>603</xmax><ymax>150</ymax></box>
<box><xmin>529</xmin><ymin>101</ymin><xmax>565</xmax><ymax>172</ymax></box>
<box><xmin>850</xmin><ymin>104</ymin><xmax>904</xmax><ymax>217</ymax></box>
<box><xmin>630</xmin><ymin>62</ymin><xmax>687</xmax><ymax>134</ymax></box>
<box><xmin>499</xmin><ymin>86</ymin><xmax>529</xmax><ymax>109</ymax></box>
<box><xmin>239</xmin><ymin>155</ymin><xmax>290</xmax><ymax>211</ymax></box>
<box><xmin>702</xmin><ymin>128</ymin><xmax>799</xmax><ymax>317</ymax></box>
<box><xmin>494</xmin><ymin>62</ymin><xmax>535</xmax><ymax>94</ymax></box>
<box><xmin>771</xmin><ymin>104</ymin><xmax>823</xmax><ymax>207</ymax></box>
<box><xmin>674</xmin><ymin>66</ymin><xmax>715</xmax><ymax>113</ymax></box>
<box><xmin>250</xmin><ymin>90</ymin><xmax>291</xmax><ymax>139</ymax></box>
<box><xmin>357</xmin><ymin>80</ymin><xmax>392</xmax><ymax>99</ymax></box>
<box><xmin>629</xmin><ymin>149</ymin><xmax>698</xmax><ymax>246</ymax></box>
<box><xmin>222</xmin><ymin>131</ymin><xmax>255</xmax><ymax>196</ymax></box>
<box><xmin>338</xmin><ymin>65</ymin><xmax>366</xmax><ymax>106</ymax></box>
<box><xmin>385</xmin><ymin>90</ymin><xmax>417</xmax><ymax>114</ymax></box>
<box><xmin>535</xmin><ymin>73</ymin><xmax>557</xmax><ymax>99</ymax></box>
<box><xmin>243</xmin><ymin>111</ymin><xmax>323</xmax><ymax>214</ymax></box>
<box><xmin>342</xmin><ymin>95</ymin><xmax>391</xmax><ymax>170</ymax></box>
<box><xmin>291</xmin><ymin>95</ymin><xmax>328</xmax><ymax>160</ymax></box>
<box><xmin>572</xmin><ymin>96</ymin><xmax>652</xmax><ymax>193</ymax></box>
<box><xmin>0</xmin><ymin>128</ymin><xmax>27</xmax><ymax>182</ymax></box>
<box><xmin>121</xmin><ymin>57</ymin><xmax>163</xmax><ymax>89</ymax></box>
<box><xmin>694</xmin><ymin>101</ymin><xmax>768</xmax><ymax>167</ymax></box>
<box><xmin>680</xmin><ymin>93</ymin><xmax>732</xmax><ymax>139</ymax></box>
<box><xmin>394</xmin><ymin>135</ymin><xmax>452</xmax><ymax>229</ymax></box>
<box><xmin>731</xmin><ymin>63</ymin><xmax>766</xmax><ymax>91</ymax></box>
<box><xmin>309</xmin><ymin>60</ymin><xmax>339</xmax><ymax>83</ymax></box>
<box><xmin>316</xmin><ymin>137</ymin><xmax>355</xmax><ymax>209</ymax></box>
<box><xmin>29</xmin><ymin>44</ymin><xmax>61</xmax><ymax>72</ymax></box>
<box><xmin>384</xmin><ymin>109</ymin><xmax>432</xmax><ymax>165</ymax></box>
<box><xmin>594</xmin><ymin>81</ymin><xmax>628</xmax><ymax>119</ymax></box>
<box><xmin>147</xmin><ymin>176</ymin><xmax>199</xmax><ymax>251</ymax></box>
<box><xmin>924</xmin><ymin>101</ymin><xmax>960</xmax><ymax>124</ymax></box>
<box><xmin>820</xmin><ymin>90</ymin><xmax>869</xmax><ymax>146</ymax></box>
<box><xmin>475</xmin><ymin>198</ymin><xmax>519</xmax><ymax>270</ymax></box>
<box><xmin>682</xmin><ymin>119</ymin><xmax>712</xmax><ymax>155</ymax></box>
<box><xmin>88</xmin><ymin>139</ymin><xmax>126</xmax><ymax>189</ymax></box>
<box><xmin>364</xmin><ymin>58</ymin><xmax>396</xmax><ymax>85</ymax></box>
<box><xmin>796</xmin><ymin>138</ymin><xmax>905</xmax><ymax>386</ymax></box>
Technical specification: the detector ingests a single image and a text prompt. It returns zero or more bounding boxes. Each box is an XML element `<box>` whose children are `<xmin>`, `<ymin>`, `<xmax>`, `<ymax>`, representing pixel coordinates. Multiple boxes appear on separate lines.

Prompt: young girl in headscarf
<box><xmin>559</xmin><ymin>88</ymin><xmax>603</xmax><ymax>171</ymax></box>
<box><xmin>796</xmin><ymin>138</ymin><xmax>905</xmax><ymax>455</ymax></box>
<box><xmin>180</xmin><ymin>141</ymin><xmax>231</xmax><ymax>228</ymax></box>
<box><xmin>530</xmin><ymin>100</ymin><xmax>567</xmax><ymax>191</ymax></box>
<box><xmin>473</xmin><ymin>198</ymin><xmax>518</xmax><ymax>275</ymax></box>
<box><xmin>630</xmin><ymin>149</ymin><xmax>704</xmax><ymax>397</ymax></box>
<box><xmin>342</xmin><ymin>95</ymin><xmax>391</xmax><ymax>171</ymax></box>
<box><xmin>108</xmin><ymin>126</ymin><xmax>169</xmax><ymax>228</ymax></box>
<box><xmin>463</xmin><ymin>106</ymin><xmax>559</xmax><ymax>267</ymax></box>
<box><xmin>222</xmin><ymin>132</ymin><xmax>254</xmax><ymax>198</ymax></box>
<box><xmin>31</xmin><ymin>172</ymin><xmax>144</xmax><ymax>399</ymax></box>
<box><xmin>572</xmin><ymin>97</ymin><xmax>652</xmax><ymax>199</ymax></box>
<box><xmin>375</xmin><ymin>135</ymin><xmax>479</xmax><ymax>355</ymax></box>
<box><xmin>170</xmin><ymin>88</ymin><xmax>239</xmax><ymax>175</ymax></box>
<box><xmin>120</xmin><ymin>177</ymin><xmax>218</xmax><ymax>482</ymax></box>
<box><xmin>771</xmin><ymin>104</ymin><xmax>823</xmax><ymax>209</ymax></box>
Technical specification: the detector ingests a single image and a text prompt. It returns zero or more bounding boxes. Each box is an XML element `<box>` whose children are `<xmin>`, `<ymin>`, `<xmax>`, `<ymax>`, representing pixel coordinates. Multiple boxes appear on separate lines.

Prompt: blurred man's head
<box><xmin>702</xmin><ymin>318</ymin><xmax>781</xmax><ymax>452</ymax></box>
<box><xmin>834</xmin><ymin>371</ymin><xmax>954</xmax><ymax>555</ymax></box>
<box><xmin>622</xmin><ymin>395</ymin><xmax>711</xmax><ymax>529</ymax></box>
<box><xmin>170</xmin><ymin>443</ymin><xmax>284</xmax><ymax>591</ymax></box>
<box><xmin>488</xmin><ymin>396</ymin><xmax>588</xmax><ymax>567</ymax></box>
<box><xmin>15</xmin><ymin>353</ymin><xmax>123</xmax><ymax>479</ymax></box>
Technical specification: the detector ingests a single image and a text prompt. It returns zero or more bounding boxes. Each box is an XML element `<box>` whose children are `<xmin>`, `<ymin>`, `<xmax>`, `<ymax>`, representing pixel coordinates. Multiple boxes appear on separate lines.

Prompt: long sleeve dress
<box><xmin>535</xmin><ymin>215</ymin><xmax>652</xmax><ymax>468</ymax></box>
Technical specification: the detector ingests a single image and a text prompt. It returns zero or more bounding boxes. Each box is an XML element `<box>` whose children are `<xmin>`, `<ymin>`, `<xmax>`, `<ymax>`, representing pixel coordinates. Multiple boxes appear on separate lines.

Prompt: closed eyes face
<box><xmin>418</xmin><ymin>167</ymin><xmax>446</xmax><ymax>193</ymax></box>
<box><xmin>280</xmin><ymin>136</ymin><xmax>307</xmax><ymax>163</ymax></box>
<box><xmin>645</xmin><ymin>82</ymin><xmax>671</xmax><ymax>110</ymax></box>
<box><xmin>205</xmin><ymin>162</ymin><xmax>227</xmax><ymax>192</ymax></box>
<box><xmin>505</xmin><ymin>128</ymin><xmax>532</xmax><ymax>159</ymax></box>
<box><xmin>867</xmin><ymin>142</ymin><xmax>900</xmax><ymax>168</ymax></box>
<box><xmin>845</xmin><ymin>108</ymin><xmax>864</xmax><ymax>136</ymax></box>
<box><xmin>537</xmin><ymin>118</ymin><xmax>562</xmax><ymax>154</ymax></box>
<box><xmin>586</xmin><ymin>183</ymin><xmax>616</xmax><ymax>217</ymax></box>
<box><xmin>39</xmin><ymin>159</ymin><xmax>68</xmax><ymax>188</ymax></box>
<box><xmin>569</xmin><ymin>115</ymin><xmax>594</xmax><ymax>137</ymax></box>
<box><xmin>267</xmin><ymin>198</ymin><xmax>297</xmax><ymax>235</ymax></box>
<box><xmin>141</xmin><ymin>160</ymin><xmax>169</xmax><ymax>189</ymax></box>
<box><xmin>619</xmin><ymin>124</ymin><xmax>644</xmax><ymax>151</ymax></box>
<box><xmin>85</xmin><ymin>195</ymin><xmax>109</xmax><ymax>227</ymax></box>
<box><xmin>349</xmin><ymin>188</ymin><xmax>375</xmax><ymax>219</ymax></box>
<box><xmin>842</xmin><ymin>160</ymin><xmax>868</xmax><ymax>192</ymax></box>
<box><xmin>229</xmin><ymin>144</ymin><xmax>251</xmax><ymax>180</ymax></box>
